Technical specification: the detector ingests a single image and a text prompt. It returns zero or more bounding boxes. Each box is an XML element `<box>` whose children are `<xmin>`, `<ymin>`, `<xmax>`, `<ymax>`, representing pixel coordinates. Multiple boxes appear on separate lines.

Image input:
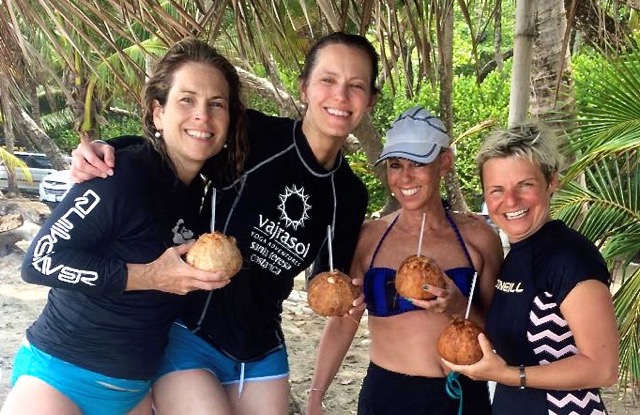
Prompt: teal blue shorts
<box><xmin>11</xmin><ymin>339</ymin><xmax>150</xmax><ymax>415</ymax></box>
<box><xmin>156</xmin><ymin>322</ymin><xmax>289</xmax><ymax>391</ymax></box>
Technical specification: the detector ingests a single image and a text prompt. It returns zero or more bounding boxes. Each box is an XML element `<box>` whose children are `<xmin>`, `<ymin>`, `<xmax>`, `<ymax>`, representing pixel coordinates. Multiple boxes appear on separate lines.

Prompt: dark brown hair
<box><xmin>299</xmin><ymin>32</ymin><xmax>380</xmax><ymax>96</ymax></box>
<box><xmin>142</xmin><ymin>37</ymin><xmax>248</xmax><ymax>178</ymax></box>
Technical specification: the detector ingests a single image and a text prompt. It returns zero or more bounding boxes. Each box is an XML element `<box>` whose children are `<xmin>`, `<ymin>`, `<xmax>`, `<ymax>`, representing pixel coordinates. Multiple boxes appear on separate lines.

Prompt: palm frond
<box><xmin>558</xmin><ymin>43</ymin><xmax>640</xmax><ymax>390</ymax></box>
<box><xmin>555</xmin><ymin>154</ymin><xmax>640</xmax><ymax>243</ymax></box>
<box><xmin>614</xmin><ymin>267</ymin><xmax>640</xmax><ymax>388</ymax></box>
<box><xmin>569</xmin><ymin>52</ymin><xmax>640</xmax><ymax>157</ymax></box>
<box><xmin>0</xmin><ymin>148</ymin><xmax>31</xmax><ymax>179</ymax></box>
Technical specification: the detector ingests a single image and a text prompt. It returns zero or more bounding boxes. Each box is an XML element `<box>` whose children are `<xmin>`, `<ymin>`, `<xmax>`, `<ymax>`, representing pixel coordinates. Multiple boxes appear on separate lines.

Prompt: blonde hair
<box><xmin>476</xmin><ymin>123</ymin><xmax>564</xmax><ymax>186</ymax></box>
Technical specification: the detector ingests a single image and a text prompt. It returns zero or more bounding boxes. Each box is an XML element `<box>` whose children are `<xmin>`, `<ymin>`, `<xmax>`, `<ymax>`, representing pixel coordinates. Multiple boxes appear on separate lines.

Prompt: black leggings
<box><xmin>357</xmin><ymin>361</ymin><xmax>491</xmax><ymax>415</ymax></box>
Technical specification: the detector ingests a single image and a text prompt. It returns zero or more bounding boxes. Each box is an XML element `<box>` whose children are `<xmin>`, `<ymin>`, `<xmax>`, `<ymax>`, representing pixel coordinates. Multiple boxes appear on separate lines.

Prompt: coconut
<box><xmin>185</xmin><ymin>232</ymin><xmax>243</xmax><ymax>277</ymax></box>
<box><xmin>307</xmin><ymin>271</ymin><xmax>359</xmax><ymax>317</ymax></box>
<box><xmin>437</xmin><ymin>318</ymin><xmax>484</xmax><ymax>365</ymax></box>
<box><xmin>395</xmin><ymin>255</ymin><xmax>446</xmax><ymax>300</ymax></box>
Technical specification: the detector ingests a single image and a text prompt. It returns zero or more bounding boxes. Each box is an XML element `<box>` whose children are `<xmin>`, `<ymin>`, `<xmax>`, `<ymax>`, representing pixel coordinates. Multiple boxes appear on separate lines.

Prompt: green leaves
<box><xmin>553</xmin><ymin>48</ymin><xmax>640</xmax><ymax>389</ymax></box>
<box><xmin>614</xmin><ymin>266</ymin><xmax>640</xmax><ymax>391</ymax></box>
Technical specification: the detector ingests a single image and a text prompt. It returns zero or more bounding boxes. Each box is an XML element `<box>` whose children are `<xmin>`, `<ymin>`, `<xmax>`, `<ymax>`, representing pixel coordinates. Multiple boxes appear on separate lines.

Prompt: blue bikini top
<box><xmin>363</xmin><ymin>212</ymin><xmax>476</xmax><ymax>317</ymax></box>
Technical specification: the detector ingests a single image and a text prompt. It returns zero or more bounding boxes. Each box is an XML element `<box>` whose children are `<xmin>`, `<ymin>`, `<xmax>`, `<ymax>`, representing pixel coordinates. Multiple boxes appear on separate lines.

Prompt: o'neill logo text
<box><xmin>495</xmin><ymin>279</ymin><xmax>524</xmax><ymax>293</ymax></box>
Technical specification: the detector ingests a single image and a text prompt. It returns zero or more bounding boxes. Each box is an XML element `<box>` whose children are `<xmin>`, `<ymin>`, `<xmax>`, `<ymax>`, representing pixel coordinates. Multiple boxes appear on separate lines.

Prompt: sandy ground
<box><xmin>0</xmin><ymin>214</ymin><xmax>638</xmax><ymax>414</ymax></box>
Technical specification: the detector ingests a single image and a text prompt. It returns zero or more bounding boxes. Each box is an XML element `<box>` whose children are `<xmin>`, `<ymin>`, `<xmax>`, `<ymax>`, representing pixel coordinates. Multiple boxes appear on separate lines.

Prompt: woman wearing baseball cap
<box><xmin>307</xmin><ymin>106</ymin><xmax>503</xmax><ymax>415</ymax></box>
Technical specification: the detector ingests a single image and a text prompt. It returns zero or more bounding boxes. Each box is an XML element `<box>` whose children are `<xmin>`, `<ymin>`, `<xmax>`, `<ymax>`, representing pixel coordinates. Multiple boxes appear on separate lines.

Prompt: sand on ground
<box><xmin>0</xmin><ymin>207</ymin><xmax>637</xmax><ymax>414</ymax></box>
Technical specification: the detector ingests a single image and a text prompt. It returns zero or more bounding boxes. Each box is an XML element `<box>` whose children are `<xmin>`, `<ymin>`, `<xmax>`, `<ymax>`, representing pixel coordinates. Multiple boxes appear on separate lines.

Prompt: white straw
<box><xmin>417</xmin><ymin>212</ymin><xmax>426</xmax><ymax>256</ymax></box>
<box><xmin>327</xmin><ymin>225</ymin><xmax>334</xmax><ymax>271</ymax></box>
<box><xmin>210</xmin><ymin>187</ymin><xmax>217</xmax><ymax>232</ymax></box>
<box><xmin>464</xmin><ymin>272</ymin><xmax>478</xmax><ymax>319</ymax></box>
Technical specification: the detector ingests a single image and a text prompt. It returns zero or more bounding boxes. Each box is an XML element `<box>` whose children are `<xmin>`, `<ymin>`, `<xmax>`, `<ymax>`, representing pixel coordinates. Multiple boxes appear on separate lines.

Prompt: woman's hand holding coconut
<box><xmin>404</xmin><ymin>273</ymin><xmax>470</xmax><ymax>318</ymax></box>
<box><xmin>307</xmin><ymin>226</ymin><xmax>366</xmax><ymax>318</ymax></box>
<box><xmin>307</xmin><ymin>270</ymin><xmax>359</xmax><ymax>317</ymax></box>
<box><xmin>441</xmin><ymin>332</ymin><xmax>510</xmax><ymax>383</ymax></box>
<box><xmin>125</xmin><ymin>241</ymin><xmax>233</xmax><ymax>295</ymax></box>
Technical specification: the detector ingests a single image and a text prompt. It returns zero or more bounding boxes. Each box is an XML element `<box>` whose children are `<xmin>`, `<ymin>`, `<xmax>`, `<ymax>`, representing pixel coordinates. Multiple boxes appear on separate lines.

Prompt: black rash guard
<box><xmin>22</xmin><ymin>140</ymin><xmax>207</xmax><ymax>379</ymax></box>
<box><xmin>182</xmin><ymin>109</ymin><xmax>368</xmax><ymax>361</ymax></box>
<box><xmin>485</xmin><ymin>220</ymin><xmax>610</xmax><ymax>415</ymax></box>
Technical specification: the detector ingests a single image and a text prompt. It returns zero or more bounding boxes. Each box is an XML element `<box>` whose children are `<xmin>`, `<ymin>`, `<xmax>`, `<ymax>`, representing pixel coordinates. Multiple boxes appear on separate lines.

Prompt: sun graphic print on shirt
<box><xmin>278</xmin><ymin>184</ymin><xmax>311</xmax><ymax>230</ymax></box>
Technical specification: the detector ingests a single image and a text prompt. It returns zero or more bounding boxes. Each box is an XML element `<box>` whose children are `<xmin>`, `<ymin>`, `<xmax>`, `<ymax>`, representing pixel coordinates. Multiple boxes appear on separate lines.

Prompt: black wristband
<box><xmin>519</xmin><ymin>365</ymin><xmax>526</xmax><ymax>389</ymax></box>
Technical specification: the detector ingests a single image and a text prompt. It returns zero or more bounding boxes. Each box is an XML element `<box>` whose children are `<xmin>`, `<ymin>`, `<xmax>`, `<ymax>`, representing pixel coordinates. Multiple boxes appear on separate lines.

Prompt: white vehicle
<box><xmin>39</xmin><ymin>169</ymin><xmax>74</xmax><ymax>204</ymax></box>
<box><xmin>0</xmin><ymin>152</ymin><xmax>55</xmax><ymax>193</ymax></box>
<box><xmin>0</xmin><ymin>151</ymin><xmax>71</xmax><ymax>193</ymax></box>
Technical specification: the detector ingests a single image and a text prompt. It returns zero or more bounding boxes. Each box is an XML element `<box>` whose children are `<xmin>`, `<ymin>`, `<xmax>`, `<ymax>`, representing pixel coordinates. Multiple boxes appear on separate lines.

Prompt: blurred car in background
<box><xmin>0</xmin><ymin>151</ymin><xmax>71</xmax><ymax>194</ymax></box>
<box><xmin>39</xmin><ymin>169</ymin><xmax>74</xmax><ymax>204</ymax></box>
<box><xmin>0</xmin><ymin>152</ymin><xmax>55</xmax><ymax>193</ymax></box>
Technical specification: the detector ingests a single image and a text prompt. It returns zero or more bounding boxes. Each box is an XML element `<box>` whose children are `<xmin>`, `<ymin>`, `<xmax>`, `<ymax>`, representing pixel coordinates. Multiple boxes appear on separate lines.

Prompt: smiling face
<box><xmin>482</xmin><ymin>156</ymin><xmax>558</xmax><ymax>243</ymax></box>
<box><xmin>386</xmin><ymin>151</ymin><xmax>452</xmax><ymax>211</ymax></box>
<box><xmin>153</xmin><ymin>62</ymin><xmax>230</xmax><ymax>182</ymax></box>
<box><xmin>299</xmin><ymin>44</ymin><xmax>375</xmax><ymax>146</ymax></box>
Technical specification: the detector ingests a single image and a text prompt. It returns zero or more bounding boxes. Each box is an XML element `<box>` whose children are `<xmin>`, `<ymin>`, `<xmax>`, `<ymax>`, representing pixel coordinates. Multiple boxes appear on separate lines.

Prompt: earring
<box><xmin>154</xmin><ymin>131</ymin><xmax>161</xmax><ymax>138</ymax></box>
<box><xmin>223</xmin><ymin>143</ymin><xmax>228</xmax><ymax>149</ymax></box>
<box><xmin>391</xmin><ymin>192</ymin><xmax>395</xmax><ymax>197</ymax></box>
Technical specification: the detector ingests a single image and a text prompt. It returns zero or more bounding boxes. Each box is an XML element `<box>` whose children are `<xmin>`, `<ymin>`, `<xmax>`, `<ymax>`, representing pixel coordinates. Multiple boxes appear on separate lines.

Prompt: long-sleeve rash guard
<box><xmin>104</xmin><ymin>111</ymin><xmax>368</xmax><ymax>362</ymax></box>
<box><xmin>183</xmin><ymin>110</ymin><xmax>368</xmax><ymax>361</ymax></box>
<box><xmin>22</xmin><ymin>140</ymin><xmax>207</xmax><ymax>379</ymax></box>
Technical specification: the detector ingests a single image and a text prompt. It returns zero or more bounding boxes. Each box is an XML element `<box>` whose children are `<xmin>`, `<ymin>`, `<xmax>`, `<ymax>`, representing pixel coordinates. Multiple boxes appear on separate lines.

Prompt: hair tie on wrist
<box><xmin>306</xmin><ymin>387</ymin><xmax>326</xmax><ymax>395</ymax></box>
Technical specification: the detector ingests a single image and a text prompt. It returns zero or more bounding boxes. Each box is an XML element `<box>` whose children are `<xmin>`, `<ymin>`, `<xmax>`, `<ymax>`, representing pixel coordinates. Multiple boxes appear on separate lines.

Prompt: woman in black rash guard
<box><xmin>444</xmin><ymin>124</ymin><xmax>619</xmax><ymax>415</ymax></box>
<box><xmin>2</xmin><ymin>38</ymin><xmax>245</xmax><ymax>415</ymax></box>
<box><xmin>69</xmin><ymin>32</ymin><xmax>379</xmax><ymax>415</ymax></box>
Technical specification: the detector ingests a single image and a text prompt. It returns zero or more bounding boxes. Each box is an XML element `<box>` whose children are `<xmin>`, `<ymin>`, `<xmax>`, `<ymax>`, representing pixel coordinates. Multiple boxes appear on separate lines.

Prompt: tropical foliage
<box><xmin>553</xmin><ymin>49</ymin><xmax>640</xmax><ymax>390</ymax></box>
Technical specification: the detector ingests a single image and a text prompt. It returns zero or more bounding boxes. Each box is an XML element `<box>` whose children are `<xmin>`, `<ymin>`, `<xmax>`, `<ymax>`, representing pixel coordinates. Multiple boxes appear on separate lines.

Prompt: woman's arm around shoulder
<box><xmin>21</xmin><ymin>159</ymin><xmax>148</xmax><ymax>295</ymax></box>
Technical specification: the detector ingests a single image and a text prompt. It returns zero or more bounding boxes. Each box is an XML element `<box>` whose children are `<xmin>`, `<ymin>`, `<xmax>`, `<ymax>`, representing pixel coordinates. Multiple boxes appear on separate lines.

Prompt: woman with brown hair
<box><xmin>2</xmin><ymin>38</ymin><xmax>243</xmax><ymax>415</ymax></box>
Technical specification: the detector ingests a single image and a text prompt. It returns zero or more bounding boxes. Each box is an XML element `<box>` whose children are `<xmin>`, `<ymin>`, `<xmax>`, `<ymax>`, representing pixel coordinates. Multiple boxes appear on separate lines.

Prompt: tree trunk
<box><xmin>566</xmin><ymin>0</ymin><xmax>629</xmax><ymax>51</ymax></box>
<box><xmin>352</xmin><ymin>114</ymin><xmax>399</xmax><ymax>215</ymax></box>
<box><xmin>17</xmin><ymin>108</ymin><xmax>67</xmax><ymax>169</ymax></box>
<box><xmin>237</xmin><ymin>67</ymin><xmax>302</xmax><ymax>118</ymax></box>
<box><xmin>494</xmin><ymin>0</ymin><xmax>504</xmax><ymax>72</ymax></box>
<box><xmin>530</xmin><ymin>0</ymin><xmax>576</xmax><ymax>136</ymax></box>
<box><xmin>29</xmin><ymin>80</ymin><xmax>41</xmax><ymax>127</ymax></box>
<box><xmin>0</xmin><ymin>74</ymin><xmax>20</xmax><ymax>196</ymax></box>
<box><xmin>437</xmin><ymin>0</ymin><xmax>469</xmax><ymax>212</ymax></box>
<box><xmin>508</xmin><ymin>0</ymin><xmax>535</xmax><ymax>127</ymax></box>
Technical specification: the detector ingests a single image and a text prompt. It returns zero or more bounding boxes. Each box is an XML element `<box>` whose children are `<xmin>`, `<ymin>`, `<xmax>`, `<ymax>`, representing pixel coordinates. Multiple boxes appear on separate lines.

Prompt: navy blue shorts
<box><xmin>155</xmin><ymin>322</ymin><xmax>289</xmax><ymax>389</ymax></box>
<box><xmin>357</xmin><ymin>361</ymin><xmax>491</xmax><ymax>415</ymax></box>
<box><xmin>11</xmin><ymin>339</ymin><xmax>150</xmax><ymax>415</ymax></box>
